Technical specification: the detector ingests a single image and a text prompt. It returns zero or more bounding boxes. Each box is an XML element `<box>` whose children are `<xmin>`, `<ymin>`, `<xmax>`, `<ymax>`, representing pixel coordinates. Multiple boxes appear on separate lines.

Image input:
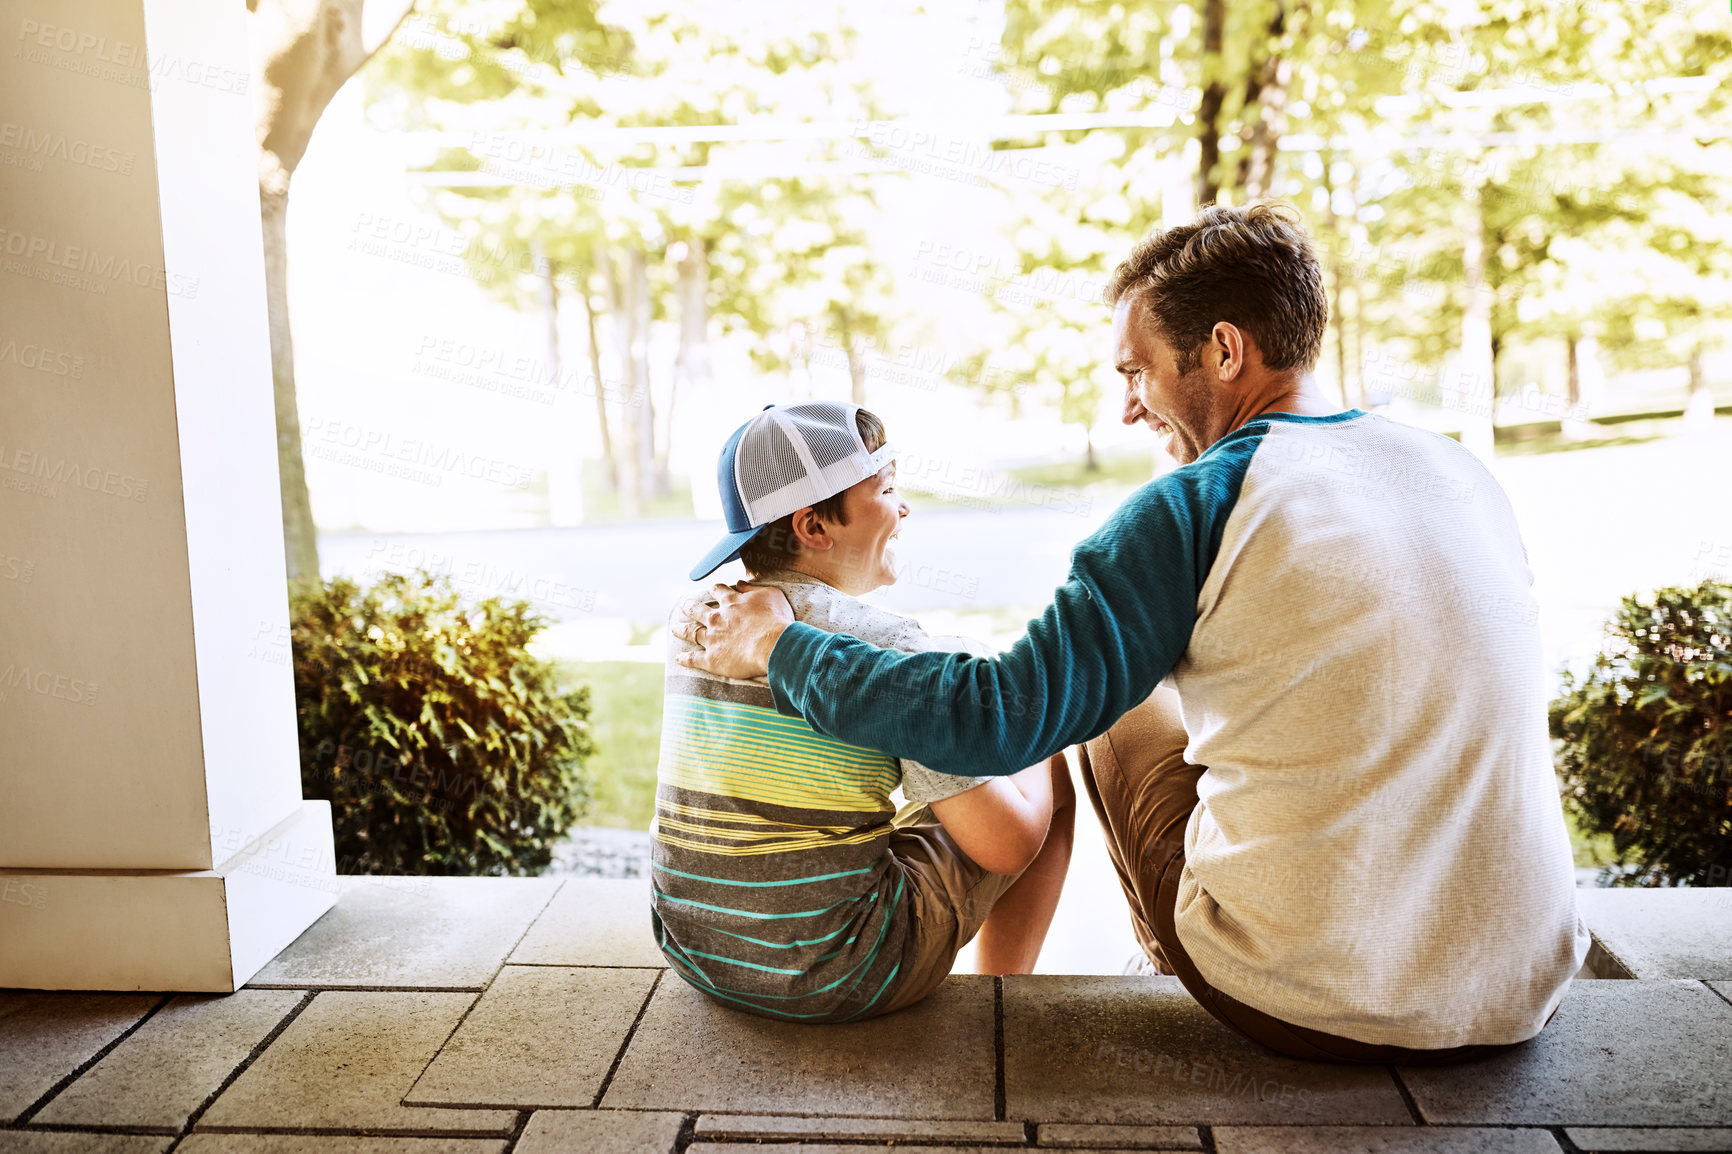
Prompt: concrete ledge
<box><xmin>1576</xmin><ymin>889</ymin><xmax>1732</xmax><ymax>980</ymax></box>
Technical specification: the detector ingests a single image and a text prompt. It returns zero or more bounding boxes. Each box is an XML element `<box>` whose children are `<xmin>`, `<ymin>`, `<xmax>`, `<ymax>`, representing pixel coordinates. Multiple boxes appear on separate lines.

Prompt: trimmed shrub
<box><xmin>1550</xmin><ymin>579</ymin><xmax>1732</xmax><ymax>886</ymax></box>
<box><xmin>290</xmin><ymin>570</ymin><xmax>594</xmax><ymax>876</ymax></box>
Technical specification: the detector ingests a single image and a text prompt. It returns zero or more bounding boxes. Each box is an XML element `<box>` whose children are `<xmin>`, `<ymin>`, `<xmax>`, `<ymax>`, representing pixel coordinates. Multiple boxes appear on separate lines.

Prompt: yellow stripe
<box><xmin>660</xmin><ymin>754</ymin><xmax>893</xmax><ymax>813</ymax></box>
<box><xmin>653</xmin><ymin>826</ymin><xmax>888</xmax><ymax>857</ymax></box>
<box><xmin>656</xmin><ymin>800</ymin><xmax>860</xmax><ymax>835</ymax></box>
<box><xmin>669</xmin><ymin>730</ymin><xmax>898</xmax><ymax>786</ymax></box>
<box><xmin>665</xmin><ymin>697</ymin><xmax>895</xmax><ymax>771</ymax></box>
<box><xmin>655</xmin><ymin>816</ymin><xmax>846</xmax><ymax>843</ymax></box>
<box><xmin>657</xmin><ymin>740</ymin><xmax>898</xmax><ymax>810</ymax></box>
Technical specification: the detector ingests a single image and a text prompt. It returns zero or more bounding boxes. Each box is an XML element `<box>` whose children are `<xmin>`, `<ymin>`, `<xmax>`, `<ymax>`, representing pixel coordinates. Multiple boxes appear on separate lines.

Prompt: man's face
<box><xmin>1111</xmin><ymin>296</ymin><xmax>1219</xmax><ymax>466</ymax></box>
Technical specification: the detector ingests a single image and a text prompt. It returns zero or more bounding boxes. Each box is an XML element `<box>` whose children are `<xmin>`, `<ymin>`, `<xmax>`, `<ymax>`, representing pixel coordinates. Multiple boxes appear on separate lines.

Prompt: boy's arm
<box><xmin>927</xmin><ymin>758</ymin><xmax>1057</xmax><ymax>876</ymax></box>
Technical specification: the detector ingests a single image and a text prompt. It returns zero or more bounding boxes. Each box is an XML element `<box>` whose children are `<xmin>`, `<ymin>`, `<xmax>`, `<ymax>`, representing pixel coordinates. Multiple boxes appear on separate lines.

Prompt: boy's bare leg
<box><xmin>974</xmin><ymin>752</ymin><xmax>1077</xmax><ymax>974</ymax></box>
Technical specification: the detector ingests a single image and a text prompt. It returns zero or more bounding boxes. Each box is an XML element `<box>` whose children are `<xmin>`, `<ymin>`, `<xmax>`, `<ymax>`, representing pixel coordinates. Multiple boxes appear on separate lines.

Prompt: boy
<box><xmin>653</xmin><ymin>401</ymin><xmax>1074</xmax><ymax>1022</ymax></box>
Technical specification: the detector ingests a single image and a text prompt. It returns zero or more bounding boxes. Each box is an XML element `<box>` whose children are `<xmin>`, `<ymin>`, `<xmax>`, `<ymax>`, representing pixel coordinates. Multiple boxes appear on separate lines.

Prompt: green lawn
<box><xmin>1565</xmin><ymin>805</ymin><xmax>1619</xmax><ymax>870</ymax></box>
<box><xmin>558</xmin><ymin>654</ymin><xmax>1628</xmax><ymax>872</ymax></box>
<box><xmin>562</xmin><ymin>660</ymin><xmax>664</xmax><ymax>830</ymax></box>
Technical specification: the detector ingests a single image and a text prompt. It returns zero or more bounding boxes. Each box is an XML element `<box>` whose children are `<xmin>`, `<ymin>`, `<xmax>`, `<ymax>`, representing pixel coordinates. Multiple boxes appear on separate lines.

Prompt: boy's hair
<box><xmin>739</xmin><ymin>407</ymin><xmax>887</xmax><ymax>576</ymax></box>
<box><xmin>1105</xmin><ymin>202</ymin><xmax>1328</xmax><ymax>375</ymax></box>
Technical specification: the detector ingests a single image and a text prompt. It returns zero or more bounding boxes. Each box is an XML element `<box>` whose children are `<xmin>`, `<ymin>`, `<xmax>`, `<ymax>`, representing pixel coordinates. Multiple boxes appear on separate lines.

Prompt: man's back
<box><xmin>1171</xmin><ymin>410</ymin><xmax>1590</xmax><ymax>1047</ymax></box>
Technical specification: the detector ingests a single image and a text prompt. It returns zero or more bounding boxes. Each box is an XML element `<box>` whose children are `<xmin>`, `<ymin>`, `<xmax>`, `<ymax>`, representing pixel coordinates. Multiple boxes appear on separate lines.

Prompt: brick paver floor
<box><xmin>3</xmin><ymin>878</ymin><xmax>1730</xmax><ymax>1154</ymax></box>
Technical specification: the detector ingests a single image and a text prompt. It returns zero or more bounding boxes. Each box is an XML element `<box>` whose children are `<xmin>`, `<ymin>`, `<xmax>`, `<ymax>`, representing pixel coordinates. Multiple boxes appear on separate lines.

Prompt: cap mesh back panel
<box><xmin>788</xmin><ymin>407</ymin><xmax>860</xmax><ymax>470</ymax></box>
<box><xmin>738</xmin><ymin>421</ymin><xmax>814</xmax><ymax>510</ymax></box>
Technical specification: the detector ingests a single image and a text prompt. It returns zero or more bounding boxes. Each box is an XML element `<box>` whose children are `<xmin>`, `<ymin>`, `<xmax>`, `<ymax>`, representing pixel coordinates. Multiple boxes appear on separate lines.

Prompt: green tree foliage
<box><xmin>367</xmin><ymin>0</ymin><xmax>902</xmax><ymax>512</ymax></box>
<box><xmin>978</xmin><ymin>0</ymin><xmax>1730</xmax><ymax>442</ymax></box>
<box><xmin>1551</xmin><ymin>581</ymin><xmax>1732</xmax><ymax>887</ymax></box>
<box><xmin>292</xmin><ymin>571</ymin><xmax>595</xmax><ymax>876</ymax></box>
<box><xmin>1331</xmin><ymin>0</ymin><xmax>1730</xmax><ymax>410</ymax></box>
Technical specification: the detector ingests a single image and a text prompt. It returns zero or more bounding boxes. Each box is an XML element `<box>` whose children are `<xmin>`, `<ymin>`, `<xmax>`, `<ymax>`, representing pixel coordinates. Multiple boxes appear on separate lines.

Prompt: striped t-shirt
<box><xmin>650</xmin><ymin>570</ymin><xmax>992</xmax><ymax>1022</ymax></box>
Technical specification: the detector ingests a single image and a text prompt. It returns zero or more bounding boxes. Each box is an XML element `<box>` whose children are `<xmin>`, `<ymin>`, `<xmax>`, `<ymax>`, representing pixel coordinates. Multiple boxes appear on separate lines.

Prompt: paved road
<box><xmin>322</xmin><ymin>419</ymin><xmax>1732</xmax><ymax>687</ymax></box>
<box><xmin>320</xmin><ymin>500</ymin><xmax>1114</xmax><ymax>626</ymax></box>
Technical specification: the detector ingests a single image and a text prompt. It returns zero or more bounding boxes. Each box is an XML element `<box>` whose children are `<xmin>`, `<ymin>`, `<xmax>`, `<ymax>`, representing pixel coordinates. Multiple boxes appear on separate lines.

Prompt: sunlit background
<box><xmin>267</xmin><ymin>0</ymin><xmax>1731</xmax><ymax>970</ymax></box>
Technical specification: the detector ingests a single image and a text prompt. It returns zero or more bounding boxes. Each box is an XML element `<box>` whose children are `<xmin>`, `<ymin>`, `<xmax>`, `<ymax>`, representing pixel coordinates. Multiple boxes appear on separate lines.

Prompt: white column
<box><xmin>0</xmin><ymin>0</ymin><xmax>336</xmax><ymax>991</ymax></box>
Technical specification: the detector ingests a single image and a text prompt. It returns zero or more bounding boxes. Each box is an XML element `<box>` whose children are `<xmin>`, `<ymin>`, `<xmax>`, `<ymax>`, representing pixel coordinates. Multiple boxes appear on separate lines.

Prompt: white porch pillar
<box><xmin>0</xmin><ymin>0</ymin><xmax>336</xmax><ymax>991</ymax></box>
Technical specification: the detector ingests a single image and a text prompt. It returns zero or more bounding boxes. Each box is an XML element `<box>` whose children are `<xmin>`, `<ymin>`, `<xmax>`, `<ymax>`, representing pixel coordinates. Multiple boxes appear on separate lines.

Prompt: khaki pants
<box><xmin>1077</xmin><ymin>685</ymin><xmax>1549</xmax><ymax>1065</ymax></box>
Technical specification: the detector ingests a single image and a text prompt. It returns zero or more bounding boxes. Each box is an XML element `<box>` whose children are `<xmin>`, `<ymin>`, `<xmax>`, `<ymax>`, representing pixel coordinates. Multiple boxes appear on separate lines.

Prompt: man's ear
<box><xmin>789</xmin><ymin>506</ymin><xmax>832</xmax><ymax>553</ymax></box>
<box><xmin>1211</xmin><ymin>321</ymin><xmax>1247</xmax><ymax>381</ymax></box>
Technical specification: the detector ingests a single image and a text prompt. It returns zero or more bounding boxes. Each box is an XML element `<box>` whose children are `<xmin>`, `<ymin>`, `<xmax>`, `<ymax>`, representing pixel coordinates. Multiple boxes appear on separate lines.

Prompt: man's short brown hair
<box><xmin>738</xmin><ymin>408</ymin><xmax>887</xmax><ymax>577</ymax></box>
<box><xmin>1105</xmin><ymin>202</ymin><xmax>1329</xmax><ymax>375</ymax></box>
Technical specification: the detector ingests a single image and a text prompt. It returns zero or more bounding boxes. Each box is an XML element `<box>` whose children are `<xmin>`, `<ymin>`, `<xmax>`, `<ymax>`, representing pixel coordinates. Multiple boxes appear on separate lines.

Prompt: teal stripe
<box><xmin>664</xmin><ymin>933</ymin><xmax>893</xmax><ymax>1004</ymax></box>
<box><xmin>654</xmin><ymin>899</ymin><xmax>894</xmax><ymax>1004</ymax></box>
<box><xmin>841</xmin><ymin>961</ymin><xmax>902</xmax><ymax>1022</ymax></box>
<box><xmin>831</xmin><ymin>873</ymin><xmax>905</xmax><ymax>1010</ymax></box>
<box><xmin>680</xmin><ymin>946</ymin><xmax>806</xmax><ymax>976</ymax></box>
<box><xmin>665</xmin><ymin>698</ymin><xmax>897</xmax><ymax>766</ymax></box>
<box><xmin>652</xmin><ymin>888</ymin><xmax>862</xmax><ymax>920</ymax></box>
<box><xmin>707</xmin><ymin>924</ymin><xmax>848</xmax><ymax>950</ymax></box>
<box><xmin>662</xmin><ymin>956</ymin><xmax>837</xmax><ymax>1019</ymax></box>
<box><xmin>655</xmin><ymin>862</ymin><xmax>875</xmax><ymax>888</ymax></box>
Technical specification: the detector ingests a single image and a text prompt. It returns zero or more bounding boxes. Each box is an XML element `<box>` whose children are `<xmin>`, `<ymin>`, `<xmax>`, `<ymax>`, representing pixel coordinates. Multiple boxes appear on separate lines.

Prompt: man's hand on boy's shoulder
<box><xmin>673</xmin><ymin>582</ymin><xmax>795</xmax><ymax>680</ymax></box>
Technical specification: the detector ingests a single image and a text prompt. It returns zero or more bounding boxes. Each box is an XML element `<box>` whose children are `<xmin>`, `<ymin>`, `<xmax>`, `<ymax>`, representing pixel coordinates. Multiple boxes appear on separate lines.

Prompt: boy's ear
<box><xmin>789</xmin><ymin>506</ymin><xmax>832</xmax><ymax>552</ymax></box>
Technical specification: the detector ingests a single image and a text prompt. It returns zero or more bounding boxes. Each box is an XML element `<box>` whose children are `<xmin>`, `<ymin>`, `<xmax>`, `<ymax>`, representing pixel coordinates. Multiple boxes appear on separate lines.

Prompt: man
<box><xmin>674</xmin><ymin>203</ymin><xmax>1590</xmax><ymax>1063</ymax></box>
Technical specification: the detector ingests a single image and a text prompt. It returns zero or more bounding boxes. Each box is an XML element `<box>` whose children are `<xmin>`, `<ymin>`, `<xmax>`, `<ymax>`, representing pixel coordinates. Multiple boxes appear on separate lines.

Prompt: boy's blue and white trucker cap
<box><xmin>689</xmin><ymin>401</ymin><xmax>896</xmax><ymax>581</ymax></box>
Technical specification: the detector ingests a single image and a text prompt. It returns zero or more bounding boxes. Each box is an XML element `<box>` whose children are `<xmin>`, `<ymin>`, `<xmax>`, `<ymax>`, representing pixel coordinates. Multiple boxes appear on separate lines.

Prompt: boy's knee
<box><xmin>1051</xmin><ymin>751</ymin><xmax>1078</xmax><ymax>811</ymax></box>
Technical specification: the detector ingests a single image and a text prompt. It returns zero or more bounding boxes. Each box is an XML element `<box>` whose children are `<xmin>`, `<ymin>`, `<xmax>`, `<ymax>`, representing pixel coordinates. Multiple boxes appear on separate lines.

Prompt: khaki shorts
<box><xmin>871</xmin><ymin>801</ymin><xmax>1023</xmax><ymax>1017</ymax></box>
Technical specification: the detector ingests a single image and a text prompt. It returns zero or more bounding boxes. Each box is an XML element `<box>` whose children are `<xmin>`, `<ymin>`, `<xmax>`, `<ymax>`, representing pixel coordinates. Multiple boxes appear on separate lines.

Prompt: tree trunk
<box><xmin>261</xmin><ymin>189</ymin><xmax>320</xmax><ymax>585</ymax></box>
<box><xmin>1233</xmin><ymin>1</ymin><xmax>1290</xmax><ymax>199</ymax></box>
<box><xmin>1453</xmin><ymin>183</ymin><xmax>1497</xmax><ymax>459</ymax></box>
<box><xmin>628</xmin><ymin>247</ymin><xmax>665</xmax><ymax>500</ymax></box>
<box><xmin>250</xmin><ymin>0</ymin><xmax>415</xmax><ymax>583</ymax></box>
<box><xmin>1320</xmin><ymin>153</ymin><xmax>1350</xmax><ymax>407</ymax></box>
<box><xmin>1683</xmin><ymin>342</ymin><xmax>1715</xmax><ymax>434</ymax></box>
<box><xmin>536</xmin><ymin>244</ymin><xmax>582</xmax><ymax>527</ymax></box>
<box><xmin>1084</xmin><ymin>428</ymin><xmax>1099</xmax><ymax>473</ymax></box>
<box><xmin>1349</xmin><ymin>222</ymin><xmax>1366</xmax><ymax>407</ymax></box>
<box><xmin>673</xmin><ymin>240</ymin><xmax>710</xmax><ymax>395</ymax></box>
<box><xmin>846</xmin><ymin>341</ymin><xmax>868</xmax><ymax>405</ymax></box>
<box><xmin>1565</xmin><ymin>332</ymin><xmax>1580</xmax><ymax>408</ymax></box>
<box><xmin>599</xmin><ymin>246</ymin><xmax>644</xmax><ymax>518</ymax></box>
<box><xmin>1194</xmin><ymin>0</ymin><xmax>1227</xmax><ymax>207</ymax></box>
<box><xmin>581</xmin><ymin>285</ymin><xmax>618</xmax><ymax>493</ymax></box>
<box><xmin>665</xmin><ymin>239</ymin><xmax>710</xmax><ymax>496</ymax></box>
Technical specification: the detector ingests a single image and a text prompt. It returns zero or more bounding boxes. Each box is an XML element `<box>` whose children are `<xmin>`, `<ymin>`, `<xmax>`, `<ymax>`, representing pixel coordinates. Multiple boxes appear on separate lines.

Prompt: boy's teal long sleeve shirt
<box><xmin>765</xmin><ymin>414</ymin><xmax>1272</xmax><ymax>778</ymax></box>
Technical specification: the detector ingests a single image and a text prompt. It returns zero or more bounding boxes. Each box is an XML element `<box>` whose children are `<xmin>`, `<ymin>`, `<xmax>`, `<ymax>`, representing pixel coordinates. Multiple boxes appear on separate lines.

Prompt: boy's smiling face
<box><xmin>800</xmin><ymin>462</ymin><xmax>908</xmax><ymax>595</ymax></box>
